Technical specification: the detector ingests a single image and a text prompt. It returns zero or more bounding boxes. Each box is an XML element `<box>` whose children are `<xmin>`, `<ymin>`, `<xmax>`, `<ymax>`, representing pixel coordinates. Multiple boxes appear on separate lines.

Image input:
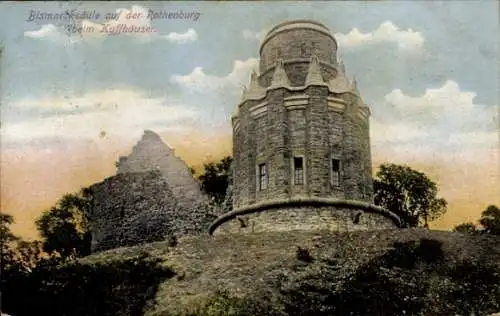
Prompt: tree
<box><xmin>1</xmin><ymin>215</ymin><xmax>43</xmax><ymax>277</ymax></box>
<box><xmin>0</xmin><ymin>213</ymin><xmax>19</xmax><ymax>270</ymax></box>
<box><xmin>453</xmin><ymin>222</ymin><xmax>479</xmax><ymax>235</ymax></box>
<box><xmin>188</xmin><ymin>166</ymin><xmax>196</xmax><ymax>175</ymax></box>
<box><xmin>35</xmin><ymin>189</ymin><xmax>92</xmax><ymax>259</ymax></box>
<box><xmin>453</xmin><ymin>205</ymin><xmax>500</xmax><ymax>236</ymax></box>
<box><xmin>11</xmin><ymin>240</ymin><xmax>43</xmax><ymax>273</ymax></box>
<box><xmin>479</xmin><ymin>205</ymin><xmax>500</xmax><ymax>235</ymax></box>
<box><xmin>0</xmin><ymin>213</ymin><xmax>18</xmax><ymax>253</ymax></box>
<box><xmin>373</xmin><ymin>163</ymin><xmax>447</xmax><ymax>228</ymax></box>
<box><xmin>198</xmin><ymin>156</ymin><xmax>232</xmax><ymax>205</ymax></box>
<box><xmin>0</xmin><ymin>213</ymin><xmax>19</xmax><ymax>314</ymax></box>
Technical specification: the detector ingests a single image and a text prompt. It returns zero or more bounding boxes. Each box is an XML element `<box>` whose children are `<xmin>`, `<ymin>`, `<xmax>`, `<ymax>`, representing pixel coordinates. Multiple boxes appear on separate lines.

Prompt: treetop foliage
<box><xmin>374</xmin><ymin>163</ymin><xmax>447</xmax><ymax>228</ymax></box>
<box><xmin>454</xmin><ymin>204</ymin><xmax>500</xmax><ymax>235</ymax></box>
<box><xmin>35</xmin><ymin>189</ymin><xmax>92</xmax><ymax>259</ymax></box>
<box><xmin>479</xmin><ymin>204</ymin><xmax>500</xmax><ymax>235</ymax></box>
<box><xmin>453</xmin><ymin>222</ymin><xmax>479</xmax><ymax>235</ymax></box>
<box><xmin>1</xmin><ymin>213</ymin><xmax>18</xmax><ymax>245</ymax></box>
<box><xmin>197</xmin><ymin>156</ymin><xmax>232</xmax><ymax>205</ymax></box>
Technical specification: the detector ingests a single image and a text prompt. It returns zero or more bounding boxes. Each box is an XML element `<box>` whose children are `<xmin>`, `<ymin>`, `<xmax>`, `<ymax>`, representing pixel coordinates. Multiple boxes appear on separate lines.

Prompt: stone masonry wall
<box><xmin>260</xmin><ymin>27</ymin><xmax>337</xmax><ymax>74</ymax></box>
<box><xmin>260</xmin><ymin>62</ymin><xmax>337</xmax><ymax>88</ymax></box>
<box><xmin>212</xmin><ymin>206</ymin><xmax>398</xmax><ymax>235</ymax></box>
<box><xmin>305</xmin><ymin>85</ymin><xmax>331</xmax><ymax>197</ymax></box>
<box><xmin>89</xmin><ymin>170</ymin><xmax>215</xmax><ymax>253</ymax></box>
<box><xmin>340</xmin><ymin>92</ymin><xmax>372</xmax><ymax>202</ymax></box>
<box><xmin>289</xmin><ymin>108</ymin><xmax>307</xmax><ymax>197</ymax></box>
<box><xmin>360</xmin><ymin>108</ymin><xmax>374</xmax><ymax>201</ymax></box>
<box><xmin>233</xmin><ymin>86</ymin><xmax>374</xmax><ymax>209</ymax></box>
<box><xmin>116</xmin><ymin>130</ymin><xmax>208</xmax><ymax>208</ymax></box>
<box><xmin>267</xmin><ymin>88</ymin><xmax>288</xmax><ymax>201</ymax></box>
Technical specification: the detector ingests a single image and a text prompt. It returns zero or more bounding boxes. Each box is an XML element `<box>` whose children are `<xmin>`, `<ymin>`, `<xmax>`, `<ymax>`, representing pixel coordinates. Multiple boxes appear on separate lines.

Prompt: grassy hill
<box><xmin>5</xmin><ymin>228</ymin><xmax>499</xmax><ymax>316</ymax></box>
<box><xmin>75</xmin><ymin>228</ymin><xmax>500</xmax><ymax>316</ymax></box>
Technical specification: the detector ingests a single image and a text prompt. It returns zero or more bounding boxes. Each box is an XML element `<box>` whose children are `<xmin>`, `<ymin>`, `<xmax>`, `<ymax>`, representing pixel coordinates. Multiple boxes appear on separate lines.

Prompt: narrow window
<box><xmin>258</xmin><ymin>163</ymin><xmax>267</xmax><ymax>190</ymax></box>
<box><xmin>332</xmin><ymin>159</ymin><xmax>341</xmax><ymax>186</ymax></box>
<box><xmin>300</xmin><ymin>45</ymin><xmax>307</xmax><ymax>56</ymax></box>
<box><xmin>360</xmin><ymin>161</ymin><xmax>366</xmax><ymax>197</ymax></box>
<box><xmin>294</xmin><ymin>157</ymin><xmax>304</xmax><ymax>185</ymax></box>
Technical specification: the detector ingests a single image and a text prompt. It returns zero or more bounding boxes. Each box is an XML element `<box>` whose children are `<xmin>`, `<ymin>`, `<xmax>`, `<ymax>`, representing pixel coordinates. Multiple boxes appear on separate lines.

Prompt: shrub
<box><xmin>2</xmin><ymin>253</ymin><xmax>175</xmax><ymax>316</ymax></box>
<box><xmin>296</xmin><ymin>246</ymin><xmax>313</xmax><ymax>263</ymax></box>
<box><xmin>385</xmin><ymin>238</ymin><xmax>444</xmax><ymax>269</ymax></box>
<box><xmin>166</xmin><ymin>290</ymin><xmax>283</xmax><ymax>316</ymax></box>
<box><xmin>415</xmin><ymin>238</ymin><xmax>444</xmax><ymax>263</ymax></box>
<box><xmin>167</xmin><ymin>235</ymin><xmax>178</xmax><ymax>248</ymax></box>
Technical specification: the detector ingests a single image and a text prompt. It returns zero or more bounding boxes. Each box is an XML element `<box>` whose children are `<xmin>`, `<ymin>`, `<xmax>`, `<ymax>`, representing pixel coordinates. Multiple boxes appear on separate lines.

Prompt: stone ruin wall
<box><xmin>89</xmin><ymin>170</ymin><xmax>216</xmax><ymax>252</ymax></box>
<box><xmin>116</xmin><ymin>130</ymin><xmax>208</xmax><ymax>208</ymax></box>
<box><xmin>88</xmin><ymin>130</ymin><xmax>214</xmax><ymax>253</ymax></box>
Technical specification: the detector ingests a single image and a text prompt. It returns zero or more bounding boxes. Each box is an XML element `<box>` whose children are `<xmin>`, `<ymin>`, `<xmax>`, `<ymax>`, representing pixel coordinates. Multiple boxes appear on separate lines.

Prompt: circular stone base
<box><xmin>209</xmin><ymin>198</ymin><xmax>401</xmax><ymax>235</ymax></box>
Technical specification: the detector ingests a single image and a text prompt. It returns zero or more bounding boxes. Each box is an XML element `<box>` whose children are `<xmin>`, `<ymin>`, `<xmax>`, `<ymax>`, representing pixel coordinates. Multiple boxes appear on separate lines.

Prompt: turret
<box><xmin>305</xmin><ymin>55</ymin><xmax>324</xmax><ymax>86</ymax></box>
<box><xmin>350</xmin><ymin>76</ymin><xmax>360</xmax><ymax>95</ymax></box>
<box><xmin>328</xmin><ymin>63</ymin><xmax>350</xmax><ymax>93</ymax></box>
<box><xmin>269</xmin><ymin>59</ymin><xmax>291</xmax><ymax>89</ymax></box>
<box><xmin>242</xmin><ymin>69</ymin><xmax>266</xmax><ymax>101</ymax></box>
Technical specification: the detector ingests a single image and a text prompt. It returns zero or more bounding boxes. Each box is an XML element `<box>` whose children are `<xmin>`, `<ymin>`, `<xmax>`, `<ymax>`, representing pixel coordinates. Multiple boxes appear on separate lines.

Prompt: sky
<box><xmin>0</xmin><ymin>1</ymin><xmax>498</xmax><ymax>239</ymax></box>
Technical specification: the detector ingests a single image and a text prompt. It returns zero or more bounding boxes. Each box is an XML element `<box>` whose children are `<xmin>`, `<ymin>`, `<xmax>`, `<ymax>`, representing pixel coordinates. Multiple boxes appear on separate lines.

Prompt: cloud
<box><xmin>170</xmin><ymin>57</ymin><xmax>259</xmax><ymax>92</ymax></box>
<box><xmin>335</xmin><ymin>21</ymin><xmax>424</xmax><ymax>51</ymax></box>
<box><xmin>383</xmin><ymin>80</ymin><xmax>498</xmax><ymax>135</ymax></box>
<box><xmin>23</xmin><ymin>5</ymin><xmax>198</xmax><ymax>44</ymax></box>
<box><xmin>241</xmin><ymin>21</ymin><xmax>422</xmax><ymax>51</ymax></box>
<box><xmin>162</xmin><ymin>28</ymin><xmax>198</xmax><ymax>43</ymax></box>
<box><xmin>371</xmin><ymin>80</ymin><xmax>498</xmax><ymax>165</ymax></box>
<box><xmin>447</xmin><ymin>131</ymin><xmax>498</xmax><ymax>146</ymax></box>
<box><xmin>24</xmin><ymin>23</ymin><xmax>81</xmax><ymax>46</ymax></box>
<box><xmin>370</xmin><ymin>120</ymin><xmax>429</xmax><ymax>143</ymax></box>
<box><xmin>2</xmin><ymin>89</ymin><xmax>199</xmax><ymax>142</ymax></box>
<box><xmin>242</xmin><ymin>29</ymin><xmax>268</xmax><ymax>41</ymax></box>
<box><xmin>24</xmin><ymin>24</ymin><xmax>59</xmax><ymax>38</ymax></box>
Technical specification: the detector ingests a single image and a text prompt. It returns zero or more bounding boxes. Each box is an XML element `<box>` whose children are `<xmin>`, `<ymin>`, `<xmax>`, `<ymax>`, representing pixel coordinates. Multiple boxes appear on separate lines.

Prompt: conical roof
<box><xmin>269</xmin><ymin>59</ymin><xmax>291</xmax><ymax>88</ymax></box>
<box><xmin>328</xmin><ymin>63</ymin><xmax>351</xmax><ymax>93</ymax></box>
<box><xmin>305</xmin><ymin>55</ymin><xmax>324</xmax><ymax>86</ymax></box>
<box><xmin>242</xmin><ymin>69</ymin><xmax>266</xmax><ymax>100</ymax></box>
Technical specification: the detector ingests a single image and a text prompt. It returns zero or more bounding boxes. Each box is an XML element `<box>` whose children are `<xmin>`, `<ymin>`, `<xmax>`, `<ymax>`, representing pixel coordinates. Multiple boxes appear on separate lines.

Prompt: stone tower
<box><xmin>209</xmin><ymin>20</ymin><xmax>401</xmax><ymax>234</ymax></box>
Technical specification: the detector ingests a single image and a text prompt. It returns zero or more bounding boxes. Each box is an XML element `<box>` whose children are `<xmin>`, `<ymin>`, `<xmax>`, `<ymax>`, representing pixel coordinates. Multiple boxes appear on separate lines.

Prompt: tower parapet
<box><xmin>258</xmin><ymin>20</ymin><xmax>338</xmax><ymax>88</ymax></box>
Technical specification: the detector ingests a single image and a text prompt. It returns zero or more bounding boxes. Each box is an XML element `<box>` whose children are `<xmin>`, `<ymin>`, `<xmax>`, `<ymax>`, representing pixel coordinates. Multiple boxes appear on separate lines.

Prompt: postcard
<box><xmin>1</xmin><ymin>2</ymin><xmax>499</xmax><ymax>316</ymax></box>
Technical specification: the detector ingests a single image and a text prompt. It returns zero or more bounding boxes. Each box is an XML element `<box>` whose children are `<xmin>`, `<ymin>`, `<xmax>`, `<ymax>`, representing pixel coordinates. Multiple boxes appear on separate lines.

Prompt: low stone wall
<box><xmin>209</xmin><ymin>198</ymin><xmax>401</xmax><ymax>235</ymax></box>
